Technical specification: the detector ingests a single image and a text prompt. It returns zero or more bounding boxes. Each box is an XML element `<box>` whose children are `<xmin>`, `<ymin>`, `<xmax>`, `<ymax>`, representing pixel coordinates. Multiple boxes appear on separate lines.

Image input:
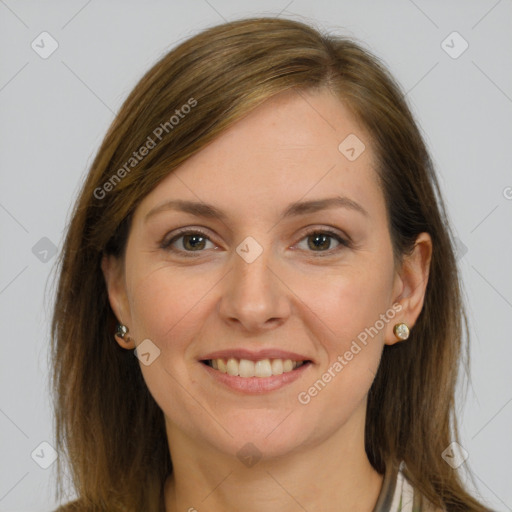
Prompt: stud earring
<box><xmin>393</xmin><ymin>322</ymin><xmax>410</xmax><ymax>341</ymax></box>
<box><xmin>115</xmin><ymin>323</ymin><xmax>129</xmax><ymax>341</ymax></box>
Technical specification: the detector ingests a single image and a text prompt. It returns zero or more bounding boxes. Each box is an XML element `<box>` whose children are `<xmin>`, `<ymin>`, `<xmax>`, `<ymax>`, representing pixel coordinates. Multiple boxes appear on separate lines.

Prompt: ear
<box><xmin>385</xmin><ymin>232</ymin><xmax>432</xmax><ymax>346</ymax></box>
<box><xmin>101</xmin><ymin>253</ymin><xmax>135</xmax><ymax>349</ymax></box>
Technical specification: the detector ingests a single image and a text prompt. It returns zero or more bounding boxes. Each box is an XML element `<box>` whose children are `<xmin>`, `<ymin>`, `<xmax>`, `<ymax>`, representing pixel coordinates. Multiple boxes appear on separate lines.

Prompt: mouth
<box><xmin>201</xmin><ymin>357</ymin><xmax>311</xmax><ymax>378</ymax></box>
<box><xmin>199</xmin><ymin>349</ymin><xmax>313</xmax><ymax>393</ymax></box>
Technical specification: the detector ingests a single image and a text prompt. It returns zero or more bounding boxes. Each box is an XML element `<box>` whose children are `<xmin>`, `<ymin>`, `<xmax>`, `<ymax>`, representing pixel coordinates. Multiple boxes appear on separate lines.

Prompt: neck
<box><xmin>164</xmin><ymin>412</ymin><xmax>384</xmax><ymax>512</ymax></box>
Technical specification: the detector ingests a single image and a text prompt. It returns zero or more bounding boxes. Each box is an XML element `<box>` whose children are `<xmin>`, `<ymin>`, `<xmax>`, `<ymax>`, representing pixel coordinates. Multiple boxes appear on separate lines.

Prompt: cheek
<box><xmin>295</xmin><ymin>271</ymin><xmax>392</xmax><ymax>422</ymax></box>
<box><xmin>123</xmin><ymin>266</ymin><xmax>220</xmax><ymax>433</ymax></box>
<box><xmin>125</xmin><ymin>264</ymin><xmax>220</xmax><ymax>352</ymax></box>
<box><xmin>301</xmin><ymin>262</ymin><xmax>393</xmax><ymax>389</ymax></box>
<box><xmin>299</xmin><ymin>262</ymin><xmax>394</xmax><ymax>348</ymax></box>
<box><xmin>340</xmin><ymin>272</ymin><xmax>392</xmax><ymax>339</ymax></box>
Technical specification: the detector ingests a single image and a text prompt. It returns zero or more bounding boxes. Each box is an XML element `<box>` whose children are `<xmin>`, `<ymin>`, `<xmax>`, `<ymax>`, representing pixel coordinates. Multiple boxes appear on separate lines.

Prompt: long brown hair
<box><xmin>51</xmin><ymin>16</ymin><xmax>490</xmax><ymax>511</ymax></box>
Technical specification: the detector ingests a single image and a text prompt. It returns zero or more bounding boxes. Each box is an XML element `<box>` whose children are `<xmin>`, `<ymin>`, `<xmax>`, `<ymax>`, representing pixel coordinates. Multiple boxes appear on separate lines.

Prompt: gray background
<box><xmin>0</xmin><ymin>1</ymin><xmax>511</xmax><ymax>510</ymax></box>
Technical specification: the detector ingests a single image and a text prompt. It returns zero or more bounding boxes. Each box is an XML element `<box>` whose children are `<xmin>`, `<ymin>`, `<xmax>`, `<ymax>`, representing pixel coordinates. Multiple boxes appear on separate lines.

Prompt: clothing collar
<box><xmin>372</xmin><ymin>461</ymin><xmax>400</xmax><ymax>512</ymax></box>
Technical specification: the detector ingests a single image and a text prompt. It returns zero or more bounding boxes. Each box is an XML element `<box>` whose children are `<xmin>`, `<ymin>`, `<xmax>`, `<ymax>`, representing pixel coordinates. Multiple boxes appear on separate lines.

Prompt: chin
<box><xmin>207</xmin><ymin>407</ymin><xmax>326</xmax><ymax>461</ymax></box>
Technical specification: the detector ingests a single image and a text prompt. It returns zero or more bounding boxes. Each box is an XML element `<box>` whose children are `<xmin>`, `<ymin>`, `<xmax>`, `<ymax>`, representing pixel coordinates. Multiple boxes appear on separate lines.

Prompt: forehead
<box><xmin>136</xmin><ymin>88</ymin><xmax>384</xmax><ymax>224</ymax></box>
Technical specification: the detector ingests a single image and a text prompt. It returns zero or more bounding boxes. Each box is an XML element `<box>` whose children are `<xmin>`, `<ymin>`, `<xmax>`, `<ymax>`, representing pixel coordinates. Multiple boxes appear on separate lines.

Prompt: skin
<box><xmin>102</xmin><ymin>87</ymin><xmax>432</xmax><ymax>512</ymax></box>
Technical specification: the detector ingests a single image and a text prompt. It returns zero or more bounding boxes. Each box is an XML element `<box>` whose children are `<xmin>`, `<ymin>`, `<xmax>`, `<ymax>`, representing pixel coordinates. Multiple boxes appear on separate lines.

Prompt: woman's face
<box><xmin>104</xmin><ymin>88</ymin><xmax>428</xmax><ymax>461</ymax></box>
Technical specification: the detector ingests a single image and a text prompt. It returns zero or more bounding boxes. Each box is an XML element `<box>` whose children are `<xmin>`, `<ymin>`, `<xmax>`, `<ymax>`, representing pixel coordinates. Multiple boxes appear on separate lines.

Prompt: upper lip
<box><xmin>200</xmin><ymin>348</ymin><xmax>312</xmax><ymax>362</ymax></box>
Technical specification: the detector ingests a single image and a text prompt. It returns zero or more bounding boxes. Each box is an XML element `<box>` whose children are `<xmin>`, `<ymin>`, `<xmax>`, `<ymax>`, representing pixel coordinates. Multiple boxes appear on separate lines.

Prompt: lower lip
<box><xmin>201</xmin><ymin>362</ymin><xmax>311</xmax><ymax>394</ymax></box>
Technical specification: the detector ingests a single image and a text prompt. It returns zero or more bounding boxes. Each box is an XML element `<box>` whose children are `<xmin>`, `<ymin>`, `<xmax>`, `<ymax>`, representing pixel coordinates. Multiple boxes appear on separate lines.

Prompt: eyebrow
<box><xmin>144</xmin><ymin>195</ymin><xmax>369</xmax><ymax>223</ymax></box>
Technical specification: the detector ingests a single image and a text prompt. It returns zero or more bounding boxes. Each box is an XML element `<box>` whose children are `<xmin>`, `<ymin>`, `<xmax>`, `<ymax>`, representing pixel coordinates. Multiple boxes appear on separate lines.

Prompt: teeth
<box><xmin>271</xmin><ymin>359</ymin><xmax>284</xmax><ymax>375</ymax></box>
<box><xmin>226</xmin><ymin>358</ymin><xmax>238</xmax><ymax>376</ymax></box>
<box><xmin>255</xmin><ymin>359</ymin><xmax>272</xmax><ymax>377</ymax></box>
<box><xmin>283</xmin><ymin>359</ymin><xmax>294</xmax><ymax>372</ymax></box>
<box><xmin>207</xmin><ymin>357</ymin><xmax>306</xmax><ymax>377</ymax></box>
<box><xmin>239</xmin><ymin>359</ymin><xmax>255</xmax><ymax>378</ymax></box>
<box><xmin>217</xmin><ymin>358</ymin><xmax>227</xmax><ymax>373</ymax></box>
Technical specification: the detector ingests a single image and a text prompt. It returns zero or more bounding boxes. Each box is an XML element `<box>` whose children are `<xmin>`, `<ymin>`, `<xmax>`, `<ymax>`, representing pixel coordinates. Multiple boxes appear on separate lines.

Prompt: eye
<box><xmin>160</xmin><ymin>227</ymin><xmax>350</xmax><ymax>257</ymax></box>
<box><xmin>160</xmin><ymin>229</ymin><xmax>216</xmax><ymax>255</ymax></box>
<box><xmin>295</xmin><ymin>229</ymin><xmax>350</xmax><ymax>255</ymax></box>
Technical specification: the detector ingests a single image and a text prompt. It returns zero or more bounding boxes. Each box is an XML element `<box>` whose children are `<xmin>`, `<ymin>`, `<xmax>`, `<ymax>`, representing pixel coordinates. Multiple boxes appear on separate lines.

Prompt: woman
<box><xmin>51</xmin><ymin>16</ymin><xmax>492</xmax><ymax>511</ymax></box>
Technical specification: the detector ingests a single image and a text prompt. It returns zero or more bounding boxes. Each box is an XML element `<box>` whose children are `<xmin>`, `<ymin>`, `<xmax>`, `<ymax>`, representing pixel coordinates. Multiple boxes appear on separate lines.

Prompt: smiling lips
<box><xmin>204</xmin><ymin>357</ymin><xmax>306</xmax><ymax>378</ymax></box>
<box><xmin>200</xmin><ymin>350</ymin><xmax>312</xmax><ymax>392</ymax></box>
<box><xmin>202</xmin><ymin>358</ymin><xmax>311</xmax><ymax>393</ymax></box>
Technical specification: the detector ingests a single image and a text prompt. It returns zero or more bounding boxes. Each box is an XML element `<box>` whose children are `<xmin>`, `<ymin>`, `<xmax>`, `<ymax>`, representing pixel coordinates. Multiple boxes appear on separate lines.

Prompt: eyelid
<box><xmin>292</xmin><ymin>227</ymin><xmax>351</xmax><ymax>256</ymax></box>
<box><xmin>160</xmin><ymin>225</ymin><xmax>352</xmax><ymax>256</ymax></box>
<box><xmin>160</xmin><ymin>226</ymin><xmax>216</xmax><ymax>250</ymax></box>
<box><xmin>295</xmin><ymin>224</ymin><xmax>352</xmax><ymax>245</ymax></box>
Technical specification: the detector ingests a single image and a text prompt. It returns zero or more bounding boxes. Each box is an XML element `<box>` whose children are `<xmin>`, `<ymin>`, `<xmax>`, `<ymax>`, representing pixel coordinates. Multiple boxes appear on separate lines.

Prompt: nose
<box><xmin>218</xmin><ymin>245</ymin><xmax>291</xmax><ymax>333</ymax></box>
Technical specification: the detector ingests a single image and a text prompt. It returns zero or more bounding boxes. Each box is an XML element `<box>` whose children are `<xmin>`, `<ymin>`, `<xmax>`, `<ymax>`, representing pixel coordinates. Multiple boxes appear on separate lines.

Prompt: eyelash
<box><xmin>160</xmin><ymin>227</ymin><xmax>351</xmax><ymax>258</ymax></box>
